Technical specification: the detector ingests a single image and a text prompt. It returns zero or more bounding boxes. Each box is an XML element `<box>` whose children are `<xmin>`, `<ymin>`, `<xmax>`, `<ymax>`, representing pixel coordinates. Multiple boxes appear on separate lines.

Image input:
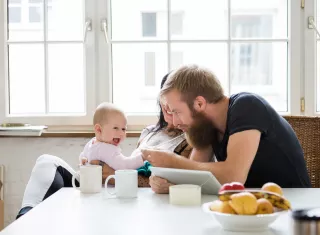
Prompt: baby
<box><xmin>79</xmin><ymin>102</ymin><xmax>144</xmax><ymax>170</ymax></box>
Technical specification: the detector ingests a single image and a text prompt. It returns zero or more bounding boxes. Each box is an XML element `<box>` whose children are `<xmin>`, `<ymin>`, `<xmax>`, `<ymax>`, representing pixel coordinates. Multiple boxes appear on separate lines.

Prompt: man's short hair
<box><xmin>160</xmin><ymin>64</ymin><xmax>224</xmax><ymax>109</ymax></box>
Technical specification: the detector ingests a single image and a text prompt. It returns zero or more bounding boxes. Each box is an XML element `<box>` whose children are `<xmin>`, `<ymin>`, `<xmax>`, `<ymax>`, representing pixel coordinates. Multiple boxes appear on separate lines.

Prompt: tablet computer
<box><xmin>150</xmin><ymin>167</ymin><xmax>221</xmax><ymax>195</ymax></box>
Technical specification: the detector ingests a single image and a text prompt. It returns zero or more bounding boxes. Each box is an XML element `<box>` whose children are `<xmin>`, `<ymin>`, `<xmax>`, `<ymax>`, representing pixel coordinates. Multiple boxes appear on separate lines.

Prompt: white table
<box><xmin>1</xmin><ymin>188</ymin><xmax>320</xmax><ymax>235</ymax></box>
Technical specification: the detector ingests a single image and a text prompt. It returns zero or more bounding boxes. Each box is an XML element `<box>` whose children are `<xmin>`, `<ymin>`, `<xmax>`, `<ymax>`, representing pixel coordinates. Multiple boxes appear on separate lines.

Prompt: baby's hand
<box><xmin>80</xmin><ymin>157</ymin><xmax>88</xmax><ymax>166</ymax></box>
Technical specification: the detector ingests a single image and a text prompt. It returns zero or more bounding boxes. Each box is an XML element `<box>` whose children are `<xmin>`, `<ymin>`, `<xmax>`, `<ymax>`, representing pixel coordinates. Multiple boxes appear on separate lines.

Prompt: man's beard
<box><xmin>185</xmin><ymin>110</ymin><xmax>218</xmax><ymax>150</ymax></box>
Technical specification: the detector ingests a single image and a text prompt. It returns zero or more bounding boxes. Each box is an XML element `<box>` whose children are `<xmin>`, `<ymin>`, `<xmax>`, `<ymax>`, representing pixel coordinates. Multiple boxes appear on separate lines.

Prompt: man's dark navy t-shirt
<box><xmin>213</xmin><ymin>92</ymin><xmax>311</xmax><ymax>188</ymax></box>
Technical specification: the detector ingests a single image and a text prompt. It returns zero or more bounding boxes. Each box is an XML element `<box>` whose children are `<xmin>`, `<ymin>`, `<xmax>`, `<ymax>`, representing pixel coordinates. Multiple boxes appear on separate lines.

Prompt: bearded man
<box><xmin>142</xmin><ymin>65</ymin><xmax>311</xmax><ymax>194</ymax></box>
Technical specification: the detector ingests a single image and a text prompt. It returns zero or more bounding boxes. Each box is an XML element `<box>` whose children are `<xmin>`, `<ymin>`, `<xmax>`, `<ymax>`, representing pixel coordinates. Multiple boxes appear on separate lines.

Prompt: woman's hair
<box><xmin>154</xmin><ymin>73</ymin><xmax>171</xmax><ymax>132</ymax></box>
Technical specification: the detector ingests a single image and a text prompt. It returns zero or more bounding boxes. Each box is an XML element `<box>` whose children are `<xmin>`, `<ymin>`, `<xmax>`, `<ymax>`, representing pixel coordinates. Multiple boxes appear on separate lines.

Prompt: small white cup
<box><xmin>169</xmin><ymin>184</ymin><xmax>201</xmax><ymax>206</ymax></box>
<box><xmin>105</xmin><ymin>170</ymin><xmax>138</xmax><ymax>198</ymax></box>
<box><xmin>72</xmin><ymin>165</ymin><xmax>102</xmax><ymax>193</ymax></box>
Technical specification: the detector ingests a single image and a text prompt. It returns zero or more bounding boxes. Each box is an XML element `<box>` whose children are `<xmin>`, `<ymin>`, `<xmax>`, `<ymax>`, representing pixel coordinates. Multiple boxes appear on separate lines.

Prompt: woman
<box><xmin>16</xmin><ymin>73</ymin><xmax>192</xmax><ymax>219</ymax></box>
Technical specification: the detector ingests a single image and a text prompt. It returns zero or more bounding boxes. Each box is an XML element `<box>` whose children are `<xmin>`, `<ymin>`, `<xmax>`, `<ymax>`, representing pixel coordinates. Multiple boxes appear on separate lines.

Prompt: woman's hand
<box><xmin>161</xmin><ymin>103</ymin><xmax>173</xmax><ymax>124</ymax></box>
<box><xmin>149</xmin><ymin>175</ymin><xmax>174</xmax><ymax>194</ymax></box>
<box><xmin>141</xmin><ymin>149</ymin><xmax>176</xmax><ymax>168</ymax></box>
<box><xmin>90</xmin><ymin>160</ymin><xmax>115</xmax><ymax>184</ymax></box>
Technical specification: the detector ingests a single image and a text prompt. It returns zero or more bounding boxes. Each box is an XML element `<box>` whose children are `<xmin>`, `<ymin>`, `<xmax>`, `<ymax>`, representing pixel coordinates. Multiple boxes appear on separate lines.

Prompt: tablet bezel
<box><xmin>150</xmin><ymin>167</ymin><xmax>221</xmax><ymax>195</ymax></box>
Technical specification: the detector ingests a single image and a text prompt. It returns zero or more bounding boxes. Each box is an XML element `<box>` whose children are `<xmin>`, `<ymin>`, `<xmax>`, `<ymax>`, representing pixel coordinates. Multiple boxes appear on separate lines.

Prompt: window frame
<box><xmin>0</xmin><ymin>0</ymin><xmax>97</xmax><ymax>126</ymax></box>
<box><xmin>304</xmin><ymin>0</ymin><xmax>319</xmax><ymax>115</ymax></box>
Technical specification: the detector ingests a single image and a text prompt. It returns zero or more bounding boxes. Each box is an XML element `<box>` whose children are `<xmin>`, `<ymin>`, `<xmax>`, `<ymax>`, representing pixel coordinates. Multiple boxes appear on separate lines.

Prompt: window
<box><xmin>1</xmin><ymin>0</ymin><xmax>94</xmax><ymax>125</ymax></box>
<box><xmin>110</xmin><ymin>0</ymin><xmax>288</xmax><ymax>114</ymax></box>
<box><xmin>1</xmin><ymin>0</ymin><xmax>319</xmax><ymax>129</ymax></box>
<box><xmin>231</xmin><ymin>15</ymin><xmax>273</xmax><ymax>86</ymax></box>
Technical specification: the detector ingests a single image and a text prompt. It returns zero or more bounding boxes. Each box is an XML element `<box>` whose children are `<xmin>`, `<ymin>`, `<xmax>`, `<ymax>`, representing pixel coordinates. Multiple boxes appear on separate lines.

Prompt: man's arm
<box><xmin>143</xmin><ymin>130</ymin><xmax>261</xmax><ymax>185</ymax></box>
<box><xmin>189</xmin><ymin>146</ymin><xmax>213</xmax><ymax>162</ymax></box>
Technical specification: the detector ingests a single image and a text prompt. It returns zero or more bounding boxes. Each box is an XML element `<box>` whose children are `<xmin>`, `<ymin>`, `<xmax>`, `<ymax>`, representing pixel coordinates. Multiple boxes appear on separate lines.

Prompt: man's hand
<box><xmin>149</xmin><ymin>175</ymin><xmax>174</xmax><ymax>194</ymax></box>
<box><xmin>141</xmin><ymin>149</ymin><xmax>176</xmax><ymax>168</ymax></box>
<box><xmin>90</xmin><ymin>160</ymin><xmax>115</xmax><ymax>184</ymax></box>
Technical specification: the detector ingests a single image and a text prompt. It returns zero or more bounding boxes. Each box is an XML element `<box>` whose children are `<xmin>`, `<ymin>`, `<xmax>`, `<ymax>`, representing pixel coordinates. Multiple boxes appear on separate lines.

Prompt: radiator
<box><xmin>0</xmin><ymin>165</ymin><xmax>3</xmax><ymax>200</ymax></box>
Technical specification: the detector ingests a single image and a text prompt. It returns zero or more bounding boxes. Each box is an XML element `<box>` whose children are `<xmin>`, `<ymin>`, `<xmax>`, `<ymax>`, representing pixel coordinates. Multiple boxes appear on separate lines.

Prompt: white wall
<box><xmin>0</xmin><ymin>137</ymin><xmax>139</xmax><ymax>228</ymax></box>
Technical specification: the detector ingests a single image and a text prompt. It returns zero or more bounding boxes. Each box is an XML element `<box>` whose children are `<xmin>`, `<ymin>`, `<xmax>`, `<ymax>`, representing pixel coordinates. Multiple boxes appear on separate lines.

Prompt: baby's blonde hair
<box><xmin>93</xmin><ymin>102</ymin><xmax>126</xmax><ymax>125</ymax></box>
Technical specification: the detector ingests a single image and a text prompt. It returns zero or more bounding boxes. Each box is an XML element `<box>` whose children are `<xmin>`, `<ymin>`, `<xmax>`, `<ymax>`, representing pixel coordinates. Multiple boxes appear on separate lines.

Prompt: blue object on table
<box><xmin>137</xmin><ymin>161</ymin><xmax>153</xmax><ymax>177</ymax></box>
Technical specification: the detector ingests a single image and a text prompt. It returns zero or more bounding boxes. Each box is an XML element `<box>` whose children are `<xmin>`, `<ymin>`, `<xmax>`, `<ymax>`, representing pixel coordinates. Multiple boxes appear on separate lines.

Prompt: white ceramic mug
<box><xmin>105</xmin><ymin>170</ymin><xmax>138</xmax><ymax>198</ymax></box>
<box><xmin>72</xmin><ymin>165</ymin><xmax>102</xmax><ymax>193</ymax></box>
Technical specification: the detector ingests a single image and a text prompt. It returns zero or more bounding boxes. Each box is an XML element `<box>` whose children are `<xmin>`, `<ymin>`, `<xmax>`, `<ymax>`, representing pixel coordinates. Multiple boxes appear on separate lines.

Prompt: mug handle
<box><xmin>104</xmin><ymin>175</ymin><xmax>116</xmax><ymax>195</ymax></box>
<box><xmin>72</xmin><ymin>171</ymin><xmax>80</xmax><ymax>188</ymax></box>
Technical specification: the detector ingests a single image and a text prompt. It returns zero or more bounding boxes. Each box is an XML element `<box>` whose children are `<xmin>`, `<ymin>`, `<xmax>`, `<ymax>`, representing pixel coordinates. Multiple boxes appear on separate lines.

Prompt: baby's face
<box><xmin>100</xmin><ymin>113</ymin><xmax>127</xmax><ymax>146</ymax></box>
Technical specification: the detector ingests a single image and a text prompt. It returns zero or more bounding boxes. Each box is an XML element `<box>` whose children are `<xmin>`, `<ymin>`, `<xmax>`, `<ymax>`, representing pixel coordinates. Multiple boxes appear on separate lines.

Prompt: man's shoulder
<box><xmin>230</xmin><ymin>92</ymin><xmax>265</xmax><ymax>105</ymax></box>
<box><xmin>229</xmin><ymin>92</ymin><xmax>269</xmax><ymax>112</ymax></box>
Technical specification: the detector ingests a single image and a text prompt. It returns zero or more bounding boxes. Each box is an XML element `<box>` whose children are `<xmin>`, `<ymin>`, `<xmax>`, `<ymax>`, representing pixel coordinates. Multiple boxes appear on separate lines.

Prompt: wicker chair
<box><xmin>283</xmin><ymin>116</ymin><xmax>320</xmax><ymax>188</ymax></box>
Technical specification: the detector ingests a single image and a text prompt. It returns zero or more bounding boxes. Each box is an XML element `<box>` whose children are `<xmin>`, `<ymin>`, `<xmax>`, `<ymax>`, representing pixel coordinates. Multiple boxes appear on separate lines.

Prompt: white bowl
<box><xmin>202</xmin><ymin>202</ymin><xmax>287</xmax><ymax>232</ymax></box>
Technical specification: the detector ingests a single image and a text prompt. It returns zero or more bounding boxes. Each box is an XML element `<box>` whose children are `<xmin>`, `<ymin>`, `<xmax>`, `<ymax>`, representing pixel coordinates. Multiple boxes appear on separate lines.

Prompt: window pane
<box><xmin>170</xmin><ymin>43</ymin><xmax>228</xmax><ymax>91</ymax></box>
<box><xmin>8</xmin><ymin>5</ymin><xmax>43</xmax><ymax>41</ymax></box>
<box><xmin>231</xmin><ymin>0</ymin><xmax>287</xmax><ymax>39</ymax></box>
<box><xmin>48</xmin><ymin>0</ymin><xmax>84</xmax><ymax>41</ymax></box>
<box><xmin>111</xmin><ymin>0</ymin><xmax>167</xmax><ymax>40</ymax></box>
<box><xmin>8</xmin><ymin>44</ymin><xmax>45</xmax><ymax>114</ymax></box>
<box><xmin>144</xmin><ymin>52</ymin><xmax>156</xmax><ymax>86</ymax></box>
<box><xmin>112</xmin><ymin>43</ymin><xmax>167</xmax><ymax>113</ymax></box>
<box><xmin>171</xmin><ymin>12</ymin><xmax>183</xmax><ymax>36</ymax></box>
<box><xmin>9</xmin><ymin>0</ymin><xmax>21</xmax><ymax>3</ymax></box>
<box><xmin>170</xmin><ymin>0</ymin><xmax>227</xmax><ymax>39</ymax></box>
<box><xmin>142</xmin><ymin>13</ymin><xmax>157</xmax><ymax>37</ymax></box>
<box><xmin>231</xmin><ymin>42</ymin><xmax>288</xmax><ymax>111</ymax></box>
<box><xmin>48</xmin><ymin>44</ymin><xmax>85</xmax><ymax>113</ymax></box>
<box><xmin>8</xmin><ymin>7</ymin><xmax>21</xmax><ymax>23</ymax></box>
<box><xmin>29</xmin><ymin>7</ymin><xmax>42</xmax><ymax>23</ymax></box>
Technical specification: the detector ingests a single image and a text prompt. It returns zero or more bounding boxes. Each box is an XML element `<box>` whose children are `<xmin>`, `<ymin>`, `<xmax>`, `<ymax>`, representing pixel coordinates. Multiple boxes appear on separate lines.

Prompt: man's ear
<box><xmin>94</xmin><ymin>124</ymin><xmax>102</xmax><ymax>134</ymax></box>
<box><xmin>193</xmin><ymin>96</ymin><xmax>207</xmax><ymax>112</ymax></box>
